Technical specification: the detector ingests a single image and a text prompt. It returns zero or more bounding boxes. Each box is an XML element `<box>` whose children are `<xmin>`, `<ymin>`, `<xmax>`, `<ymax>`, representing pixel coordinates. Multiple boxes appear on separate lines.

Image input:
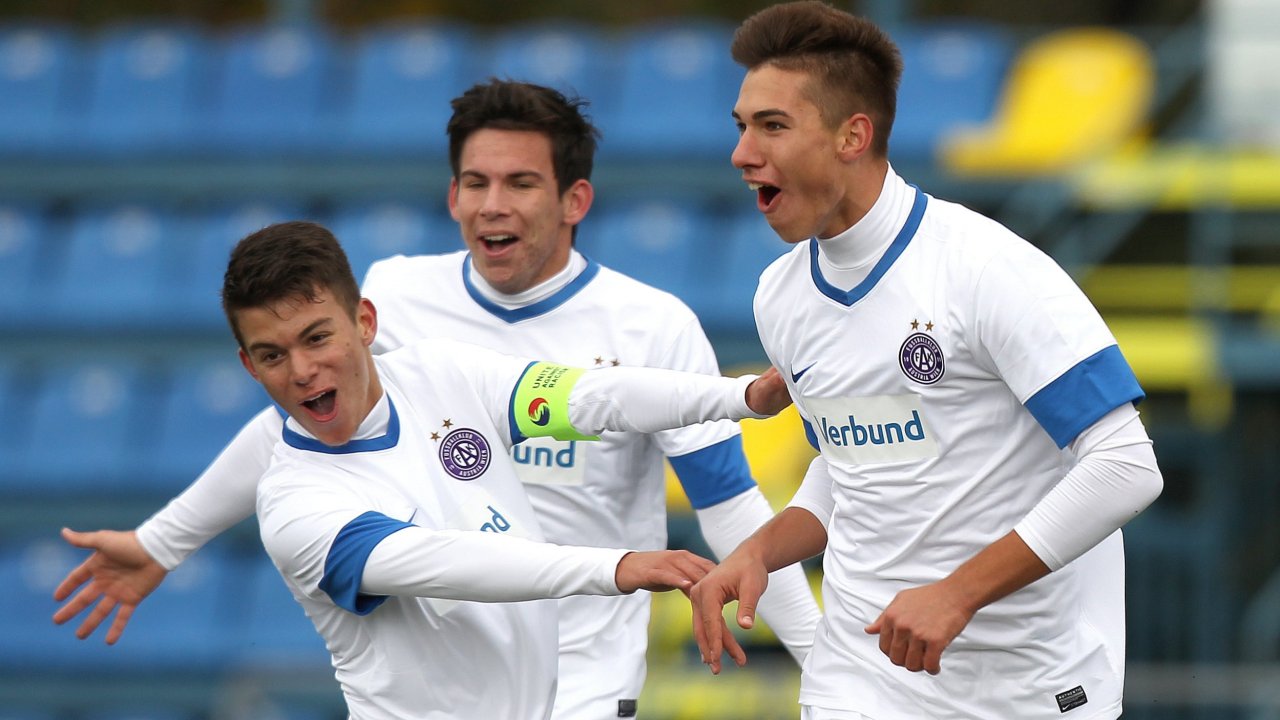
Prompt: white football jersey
<box><xmin>258</xmin><ymin>341</ymin><xmax>575</xmax><ymax>719</ymax></box>
<box><xmin>757</xmin><ymin>172</ymin><xmax>1143</xmax><ymax>719</ymax></box>
<box><xmin>362</xmin><ymin>251</ymin><xmax>752</xmax><ymax>717</ymax></box>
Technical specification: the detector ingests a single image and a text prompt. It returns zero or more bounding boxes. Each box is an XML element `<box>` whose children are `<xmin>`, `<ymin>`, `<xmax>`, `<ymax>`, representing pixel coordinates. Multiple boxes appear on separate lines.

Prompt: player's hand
<box><xmin>864</xmin><ymin>580</ymin><xmax>974</xmax><ymax>675</ymax></box>
<box><xmin>614</xmin><ymin>549</ymin><xmax>716</xmax><ymax>594</ymax></box>
<box><xmin>745</xmin><ymin>366</ymin><xmax>792</xmax><ymax>417</ymax></box>
<box><xmin>52</xmin><ymin>528</ymin><xmax>168</xmax><ymax>644</ymax></box>
<box><xmin>689</xmin><ymin>552</ymin><xmax>767</xmax><ymax>674</ymax></box>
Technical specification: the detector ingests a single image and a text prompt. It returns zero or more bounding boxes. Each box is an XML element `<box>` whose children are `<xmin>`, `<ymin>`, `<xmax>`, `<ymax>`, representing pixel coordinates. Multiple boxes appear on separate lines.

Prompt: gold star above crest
<box><xmin>610</xmin><ymin>358</ymin><xmax>620</xmax><ymax>367</ymax></box>
<box><xmin>442</xmin><ymin>418</ymin><xmax>453</xmax><ymax>429</ymax></box>
<box><xmin>910</xmin><ymin>319</ymin><xmax>919</xmax><ymax>330</ymax></box>
<box><xmin>925</xmin><ymin>321</ymin><xmax>934</xmax><ymax>331</ymax></box>
<box><xmin>430</xmin><ymin>431</ymin><xmax>440</xmax><ymax>441</ymax></box>
<box><xmin>594</xmin><ymin>356</ymin><xmax>604</xmax><ymax>365</ymax></box>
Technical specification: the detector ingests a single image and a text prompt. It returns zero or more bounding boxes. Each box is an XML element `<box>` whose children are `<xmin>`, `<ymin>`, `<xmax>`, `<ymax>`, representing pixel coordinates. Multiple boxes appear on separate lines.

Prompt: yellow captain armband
<box><xmin>513</xmin><ymin>362</ymin><xmax>599</xmax><ymax>441</ymax></box>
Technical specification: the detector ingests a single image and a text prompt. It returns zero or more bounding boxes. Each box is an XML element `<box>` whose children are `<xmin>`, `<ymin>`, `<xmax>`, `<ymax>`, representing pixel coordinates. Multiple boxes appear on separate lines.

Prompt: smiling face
<box><xmin>732</xmin><ymin>64</ymin><xmax>878</xmax><ymax>243</ymax></box>
<box><xmin>236</xmin><ymin>287</ymin><xmax>382</xmax><ymax>447</ymax></box>
<box><xmin>448</xmin><ymin>128</ymin><xmax>592</xmax><ymax>294</ymax></box>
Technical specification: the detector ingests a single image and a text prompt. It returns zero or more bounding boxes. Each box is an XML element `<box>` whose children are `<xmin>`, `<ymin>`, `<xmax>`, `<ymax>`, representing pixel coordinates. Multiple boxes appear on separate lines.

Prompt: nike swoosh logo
<box><xmin>791</xmin><ymin>363</ymin><xmax>816</xmax><ymax>384</ymax></box>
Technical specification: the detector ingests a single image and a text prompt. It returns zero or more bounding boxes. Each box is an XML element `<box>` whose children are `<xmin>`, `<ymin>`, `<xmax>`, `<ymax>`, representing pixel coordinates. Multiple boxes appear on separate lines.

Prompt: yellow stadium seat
<box><xmin>941</xmin><ymin>27</ymin><xmax>1155</xmax><ymax>175</ymax></box>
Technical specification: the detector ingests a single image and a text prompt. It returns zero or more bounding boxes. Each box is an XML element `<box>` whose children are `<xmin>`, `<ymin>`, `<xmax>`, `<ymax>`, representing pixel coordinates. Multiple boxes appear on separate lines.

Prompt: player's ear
<box><xmin>447</xmin><ymin>177</ymin><xmax>461</xmax><ymax>221</ymax></box>
<box><xmin>562</xmin><ymin>179</ymin><xmax>593</xmax><ymax>227</ymax></box>
<box><xmin>357</xmin><ymin>298</ymin><xmax>378</xmax><ymax>347</ymax></box>
<box><xmin>836</xmin><ymin>113</ymin><xmax>874</xmax><ymax>161</ymax></box>
<box><xmin>238</xmin><ymin>347</ymin><xmax>261</xmax><ymax>382</ymax></box>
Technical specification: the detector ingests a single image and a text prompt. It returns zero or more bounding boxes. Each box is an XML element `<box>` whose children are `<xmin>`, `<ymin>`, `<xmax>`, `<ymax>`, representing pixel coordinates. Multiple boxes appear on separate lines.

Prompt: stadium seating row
<box><xmin>0</xmin><ymin>198</ymin><xmax>788</xmax><ymax>334</ymax></box>
<box><xmin>0</xmin><ymin>20</ymin><xmax>1013</xmax><ymax>161</ymax></box>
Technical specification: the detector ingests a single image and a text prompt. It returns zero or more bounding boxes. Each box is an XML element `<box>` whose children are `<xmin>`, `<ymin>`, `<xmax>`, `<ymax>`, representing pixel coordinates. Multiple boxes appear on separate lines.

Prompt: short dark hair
<box><xmin>731</xmin><ymin>1</ymin><xmax>902</xmax><ymax>156</ymax></box>
<box><xmin>447</xmin><ymin>79</ymin><xmax>600</xmax><ymax>195</ymax></box>
<box><xmin>221</xmin><ymin>221</ymin><xmax>361</xmax><ymax>349</ymax></box>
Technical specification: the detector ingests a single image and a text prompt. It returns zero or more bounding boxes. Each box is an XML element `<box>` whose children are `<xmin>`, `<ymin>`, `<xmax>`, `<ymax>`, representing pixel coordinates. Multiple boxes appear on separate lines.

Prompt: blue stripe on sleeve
<box><xmin>508</xmin><ymin>361</ymin><xmax>538</xmax><ymax>445</ymax></box>
<box><xmin>668</xmin><ymin>436</ymin><xmax>757</xmax><ymax>510</ymax></box>
<box><xmin>319</xmin><ymin>511</ymin><xmax>415</xmax><ymax>616</ymax></box>
<box><xmin>802</xmin><ymin>418</ymin><xmax>820</xmax><ymax>451</ymax></box>
<box><xmin>1024</xmin><ymin>345</ymin><xmax>1145</xmax><ymax>449</ymax></box>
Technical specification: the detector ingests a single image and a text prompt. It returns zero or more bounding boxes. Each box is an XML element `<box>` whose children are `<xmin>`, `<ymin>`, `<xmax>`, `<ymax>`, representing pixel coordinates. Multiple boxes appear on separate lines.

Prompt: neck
<box><xmin>818</xmin><ymin>157</ymin><xmax>890</xmax><ymax>241</ymax></box>
<box><xmin>467</xmin><ymin>249</ymin><xmax>586</xmax><ymax>309</ymax></box>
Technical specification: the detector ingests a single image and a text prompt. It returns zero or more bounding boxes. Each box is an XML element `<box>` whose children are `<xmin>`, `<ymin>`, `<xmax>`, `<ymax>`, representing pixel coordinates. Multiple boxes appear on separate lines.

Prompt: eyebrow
<box><xmin>732</xmin><ymin>108</ymin><xmax>794</xmax><ymax>123</ymax></box>
<box><xmin>459</xmin><ymin>169</ymin><xmax>544</xmax><ymax>182</ymax></box>
<box><xmin>246</xmin><ymin>318</ymin><xmax>332</xmax><ymax>354</ymax></box>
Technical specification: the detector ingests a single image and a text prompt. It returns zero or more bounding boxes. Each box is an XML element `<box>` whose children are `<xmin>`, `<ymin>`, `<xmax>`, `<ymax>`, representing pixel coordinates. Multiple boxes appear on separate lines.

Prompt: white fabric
<box><xmin>258</xmin><ymin>343</ymin><xmax>587</xmax><ymax>719</ymax></box>
<box><xmin>136</xmin><ymin>406</ymin><xmax>279</xmax><ymax>571</ymax></box>
<box><xmin>1016</xmin><ymin>403</ymin><xmax>1162</xmax><ymax>571</ymax></box>
<box><xmin>568</xmin><ymin>366</ymin><xmax>760</xmax><ymax>435</ymax></box>
<box><xmin>785</xmin><ymin>456</ymin><xmax>837</xmax><ymax>528</ymax></box>
<box><xmin>755</xmin><ymin>168</ymin><xmax>1154</xmax><ymax>719</ymax></box>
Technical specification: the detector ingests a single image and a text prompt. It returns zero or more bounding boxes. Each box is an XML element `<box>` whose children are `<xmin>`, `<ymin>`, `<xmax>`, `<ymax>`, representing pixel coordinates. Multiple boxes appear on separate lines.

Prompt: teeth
<box><xmin>747</xmin><ymin>182</ymin><xmax>763</xmax><ymax>191</ymax></box>
<box><xmin>483</xmin><ymin>234</ymin><xmax>515</xmax><ymax>242</ymax></box>
<box><xmin>303</xmin><ymin>391</ymin><xmax>328</xmax><ymax>403</ymax></box>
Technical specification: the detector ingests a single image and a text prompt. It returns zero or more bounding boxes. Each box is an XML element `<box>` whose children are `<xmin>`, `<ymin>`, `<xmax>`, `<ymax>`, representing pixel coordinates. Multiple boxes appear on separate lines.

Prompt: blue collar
<box><xmin>809</xmin><ymin>185</ymin><xmax>928</xmax><ymax>307</ymax></box>
<box><xmin>462</xmin><ymin>254</ymin><xmax>600</xmax><ymax>323</ymax></box>
<box><xmin>281</xmin><ymin>396</ymin><xmax>401</xmax><ymax>454</ymax></box>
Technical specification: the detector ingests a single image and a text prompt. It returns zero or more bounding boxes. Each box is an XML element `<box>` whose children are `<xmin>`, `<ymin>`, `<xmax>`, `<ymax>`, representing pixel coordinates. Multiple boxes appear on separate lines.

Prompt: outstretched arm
<box><xmin>52</xmin><ymin>406</ymin><xmax>280</xmax><ymax>643</ymax></box>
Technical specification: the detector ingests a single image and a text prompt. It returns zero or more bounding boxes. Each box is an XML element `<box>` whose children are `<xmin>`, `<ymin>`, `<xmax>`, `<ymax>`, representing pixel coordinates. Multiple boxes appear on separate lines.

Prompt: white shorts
<box><xmin>551</xmin><ymin>591</ymin><xmax>651</xmax><ymax>719</ymax></box>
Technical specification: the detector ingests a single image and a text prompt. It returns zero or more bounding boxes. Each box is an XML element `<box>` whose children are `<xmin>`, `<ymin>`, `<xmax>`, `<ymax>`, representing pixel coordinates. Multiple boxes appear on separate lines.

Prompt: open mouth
<box><xmin>748</xmin><ymin>182</ymin><xmax>782</xmax><ymax>212</ymax></box>
<box><xmin>481</xmin><ymin>233</ymin><xmax>518</xmax><ymax>252</ymax></box>
<box><xmin>301</xmin><ymin>389</ymin><xmax>338</xmax><ymax>421</ymax></box>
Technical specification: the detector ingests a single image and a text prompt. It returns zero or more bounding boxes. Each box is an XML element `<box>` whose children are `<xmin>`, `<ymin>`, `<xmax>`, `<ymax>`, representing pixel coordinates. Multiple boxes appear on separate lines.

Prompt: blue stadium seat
<box><xmin>482</xmin><ymin>22</ymin><xmax>615</xmax><ymax>115</ymax></box>
<box><xmin>234</xmin><ymin>553</ymin><xmax>331</xmax><ymax>670</ymax></box>
<box><xmin>339</xmin><ymin>23</ymin><xmax>475</xmax><ymax>155</ymax></box>
<box><xmin>0</xmin><ymin>24</ymin><xmax>78</xmax><ymax>155</ymax></box>
<box><xmin>203</xmin><ymin>25</ymin><xmax>336</xmax><ymax>154</ymax></box>
<box><xmin>17</xmin><ymin>359</ymin><xmax>156</xmax><ymax>493</ymax></box>
<box><xmin>602</xmin><ymin>21</ymin><xmax>740</xmax><ymax>158</ymax></box>
<box><xmin>80</xmin><ymin>24</ymin><xmax>210</xmax><ymax>155</ymax></box>
<box><xmin>0</xmin><ymin>357</ymin><xmax>31</xmax><ymax>492</ymax></box>
<box><xmin>148</xmin><ymin>354</ymin><xmax>269</xmax><ymax>487</ymax></box>
<box><xmin>328</xmin><ymin>200</ymin><xmax>460</xmax><ymax>282</ymax></box>
<box><xmin>179</xmin><ymin>200</ymin><xmax>309</xmax><ymax>329</ymax></box>
<box><xmin>890</xmin><ymin>22</ymin><xmax>1013</xmax><ymax>164</ymax></box>
<box><xmin>581</xmin><ymin>199</ymin><xmax>709</xmax><ymax>309</ymax></box>
<box><xmin>0</xmin><ymin>536</ymin><xmax>235</xmax><ymax>674</ymax></box>
<box><xmin>698</xmin><ymin>209</ymin><xmax>789</xmax><ymax>332</ymax></box>
<box><xmin>48</xmin><ymin>204</ymin><xmax>185</xmax><ymax>329</ymax></box>
<box><xmin>0</xmin><ymin>203</ymin><xmax>47</xmax><ymax>326</ymax></box>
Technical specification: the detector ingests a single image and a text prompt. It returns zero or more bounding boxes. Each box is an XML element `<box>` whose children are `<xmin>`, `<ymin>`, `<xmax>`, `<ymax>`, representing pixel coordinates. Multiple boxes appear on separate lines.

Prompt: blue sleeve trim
<box><xmin>668</xmin><ymin>435</ymin><xmax>757</xmax><ymax>510</ymax></box>
<box><xmin>320</xmin><ymin>511</ymin><xmax>415</xmax><ymax>616</ymax></box>
<box><xmin>1024</xmin><ymin>344</ymin><xmax>1145</xmax><ymax>449</ymax></box>
<box><xmin>508</xmin><ymin>361</ymin><xmax>538</xmax><ymax>445</ymax></box>
<box><xmin>802</xmin><ymin>418</ymin><xmax>820</xmax><ymax>451</ymax></box>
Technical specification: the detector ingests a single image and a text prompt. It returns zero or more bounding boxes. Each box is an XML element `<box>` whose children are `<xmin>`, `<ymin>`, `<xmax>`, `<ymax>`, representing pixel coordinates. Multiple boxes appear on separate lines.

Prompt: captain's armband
<box><xmin>513</xmin><ymin>362</ymin><xmax>599</xmax><ymax>441</ymax></box>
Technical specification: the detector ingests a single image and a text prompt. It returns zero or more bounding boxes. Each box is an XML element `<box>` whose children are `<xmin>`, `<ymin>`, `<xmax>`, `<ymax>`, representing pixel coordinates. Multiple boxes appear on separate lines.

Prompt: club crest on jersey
<box><xmin>438</xmin><ymin>428</ymin><xmax>491</xmax><ymax>480</ymax></box>
<box><xmin>527</xmin><ymin>397</ymin><xmax>551</xmax><ymax>426</ymax></box>
<box><xmin>899</xmin><ymin>332</ymin><xmax>945</xmax><ymax>385</ymax></box>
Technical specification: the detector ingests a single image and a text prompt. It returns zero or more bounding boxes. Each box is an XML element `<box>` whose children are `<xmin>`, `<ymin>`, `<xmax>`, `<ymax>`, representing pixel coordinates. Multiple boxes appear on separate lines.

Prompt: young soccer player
<box><xmin>688</xmin><ymin>3</ymin><xmax>1164</xmax><ymax>719</ymax></box>
<box><xmin>95</xmin><ymin>219</ymin><xmax>781</xmax><ymax>718</ymax></box>
<box><xmin>54</xmin><ymin>79</ymin><xmax>820</xmax><ymax>719</ymax></box>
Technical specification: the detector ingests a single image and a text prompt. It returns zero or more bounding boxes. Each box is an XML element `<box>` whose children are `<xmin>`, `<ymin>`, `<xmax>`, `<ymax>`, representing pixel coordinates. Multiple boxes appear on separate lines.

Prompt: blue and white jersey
<box><xmin>756</xmin><ymin>171</ymin><xmax>1143</xmax><ymax>719</ymax></box>
<box><xmin>257</xmin><ymin>340</ymin><xmax>612</xmax><ymax>720</ymax></box>
<box><xmin>362</xmin><ymin>251</ymin><xmax>754</xmax><ymax>718</ymax></box>
<box><xmin>365</xmin><ymin>251</ymin><xmax>747</xmax><ymax>551</ymax></box>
